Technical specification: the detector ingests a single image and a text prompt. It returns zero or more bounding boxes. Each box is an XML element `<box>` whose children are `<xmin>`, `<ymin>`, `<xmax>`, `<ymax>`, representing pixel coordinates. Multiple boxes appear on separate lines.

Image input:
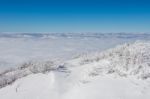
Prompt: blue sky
<box><xmin>0</xmin><ymin>0</ymin><xmax>150</xmax><ymax>33</ymax></box>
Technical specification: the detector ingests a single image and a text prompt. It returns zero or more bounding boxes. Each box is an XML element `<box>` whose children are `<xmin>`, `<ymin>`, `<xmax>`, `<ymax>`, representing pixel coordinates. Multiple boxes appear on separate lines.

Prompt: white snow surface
<box><xmin>1</xmin><ymin>41</ymin><xmax>150</xmax><ymax>99</ymax></box>
<box><xmin>1</xmin><ymin>72</ymin><xmax>150</xmax><ymax>99</ymax></box>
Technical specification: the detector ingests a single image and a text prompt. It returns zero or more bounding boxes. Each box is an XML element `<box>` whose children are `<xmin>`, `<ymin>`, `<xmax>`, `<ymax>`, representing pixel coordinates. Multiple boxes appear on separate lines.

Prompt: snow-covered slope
<box><xmin>1</xmin><ymin>41</ymin><xmax>150</xmax><ymax>99</ymax></box>
<box><xmin>65</xmin><ymin>41</ymin><xmax>150</xmax><ymax>81</ymax></box>
<box><xmin>1</xmin><ymin>72</ymin><xmax>150</xmax><ymax>99</ymax></box>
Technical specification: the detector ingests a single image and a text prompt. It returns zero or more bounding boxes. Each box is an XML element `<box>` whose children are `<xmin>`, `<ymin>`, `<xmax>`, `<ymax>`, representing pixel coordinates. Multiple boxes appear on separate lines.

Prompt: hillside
<box><xmin>0</xmin><ymin>41</ymin><xmax>150</xmax><ymax>99</ymax></box>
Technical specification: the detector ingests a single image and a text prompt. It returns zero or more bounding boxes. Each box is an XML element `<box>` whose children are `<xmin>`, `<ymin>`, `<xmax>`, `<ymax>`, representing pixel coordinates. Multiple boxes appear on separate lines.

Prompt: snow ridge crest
<box><xmin>72</xmin><ymin>41</ymin><xmax>150</xmax><ymax>80</ymax></box>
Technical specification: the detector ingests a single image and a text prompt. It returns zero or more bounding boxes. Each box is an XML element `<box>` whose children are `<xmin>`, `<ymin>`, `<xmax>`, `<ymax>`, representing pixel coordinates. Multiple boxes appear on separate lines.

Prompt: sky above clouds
<box><xmin>0</xmin><ymin>0</ymin><xmax>150</xmax><ymax>33</ymax></box>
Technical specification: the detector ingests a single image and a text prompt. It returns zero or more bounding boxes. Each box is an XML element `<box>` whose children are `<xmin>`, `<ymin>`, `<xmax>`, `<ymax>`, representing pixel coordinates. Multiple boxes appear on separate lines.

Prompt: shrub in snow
<box><xmin>0</xmin><ymin>60</ymin><xmax>58</xmax><ymax>88</ymax></box>
<box><xmin>65</xmin><ymin>41</ymin><xmax>150</xmax><ymax>80</ymax></box>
